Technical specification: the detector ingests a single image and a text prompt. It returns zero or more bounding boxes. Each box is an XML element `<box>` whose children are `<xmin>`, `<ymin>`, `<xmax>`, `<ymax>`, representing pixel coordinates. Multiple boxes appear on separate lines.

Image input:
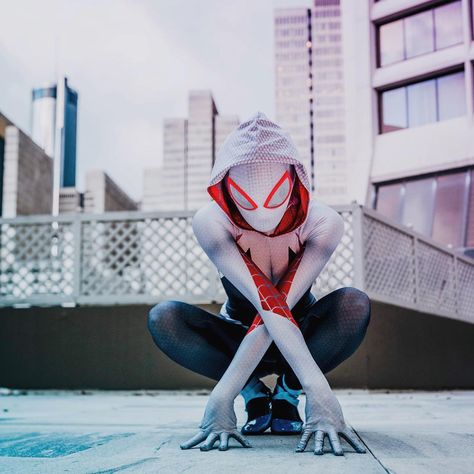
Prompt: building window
<box><xmin>378</xmin><ymin>0</ymin><xmax>463</xmax><ymax>67</ymax></box>
<box><xmin>434</xmin><ymin>1</ymin><xmax>464</xmax><ymax>49</ymax></box>
<box><xmin>437</xmin><ymin>72</ymin><xmax>466</xmax><ymax>120</ymax></box>
<box><xmin>381</xmin><ymin>87</ymin><xmax>407</xmax><ymax>132</ymax></box>
<box><xmin>466</xmin><ymin>170</ymin><xmax>474</xmax><ymax>247</ymax></box>
<box><xmin>432</xmin><ymin>172</ymin><xmax>468</xmax><ymax>247</ymax></box>
<box><xmin>376</xmin><ymin>182</ymin><xmax>403</xmax><ymax>221</ymax></box>
<box><xmin>379</xmin><ymin>20</ymin><xmax>404</xmax><ymax>66</ymax></box>
<box><xmin>380</xmin><ymin>71</ymin><xmax>466</xmax><ymax>133</ymax></box>
<box><xmin>407</xmin><ymin>79</ymin><xmax>437</xmax><ymax>127</ymax></box>
<box><xmin>404</xmin><ymin>10</ymin><xmax>434</xmax><ymax>59</ymax></box>
<box><xmin>401</xmin><ymin>178</ymin><xmax>435</xmax><ymax>235</ymax></box>
<box><xmin>375</xmin><ymin>167</ymin><xmax>473</xmax><ymax>249</ymax></box>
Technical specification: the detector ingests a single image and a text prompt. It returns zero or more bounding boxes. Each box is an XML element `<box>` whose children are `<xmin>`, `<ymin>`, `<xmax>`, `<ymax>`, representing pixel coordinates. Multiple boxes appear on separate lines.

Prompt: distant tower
<box><xmin>274</xmin><ymin>1</ymin><xmax>348</xmax><ymax>205</ymax></box>
<box><xmin>32</xmin><ymin>77</ymin><xmax>78</xmax><ymax>214</ymax></box>
<box><xmin>274</xmin><ymin>8</ymin><xmax>314</xmax><ymax>191</ymax></box>
<box><xmin>187</xmin><ymin>90</ymin><xmax>218</xmax><ymax>210</ymax></box>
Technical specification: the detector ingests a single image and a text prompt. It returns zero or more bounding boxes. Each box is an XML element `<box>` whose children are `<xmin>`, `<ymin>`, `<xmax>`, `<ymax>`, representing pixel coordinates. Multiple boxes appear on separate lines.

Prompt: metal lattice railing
<box><xmin>0</xmin><ymin>205</ymin><xmax>473</xmax><ymax>324</ymax></box>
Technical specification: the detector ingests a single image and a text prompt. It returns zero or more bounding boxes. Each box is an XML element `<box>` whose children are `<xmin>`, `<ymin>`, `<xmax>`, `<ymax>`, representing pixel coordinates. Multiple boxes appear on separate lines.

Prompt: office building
<box><xmin>215</xmin><ymin>115</ymin><xmax>240</xmax><ymax>154</ymax></box>
<box><xmin>143</xmin><ymin>92</ymin><xmax>238</xmax><ymax>211</ymax></box>
<box><xmin>59</xmin><ymin>187</ymin><xmax>83</xmax><ymax>214</ymax></box>
<box><xmin>32</xmin><ymin>77</ymin><xmax>78</xmax><ymax>213</ymax></box>
<box><xmin>274</xmin><ymin>0</ymin><xmax>348</xmax><ymax>204</ymax></box>
<box><xmin>1</xmin><ymin>114</ymin><xmax>53</xmax><ymax>217</ymax></box>
<box><xmin>312</xmin><ymin>0</ymin><xmax>348</xmax><ymax>204</ymax></box>
<box><xmin>342</xmin><ymin>0</ymin><xmax>474</xmax><ymax>252</ymax></box>
<box><xmin>163</xmin><ymin>118</ymin><xmax>188</xmax><ymax>210</ymax></box>
<box><xmin>187</xmin><ymin>90</ymin><xmax>218</xmax><ymax>210</ymax></box>
<box><xmin>275</xmin><ymin>7</ymin><xmax>314</xmax><ymax>191</ymax></box>
<box><xmin>84</xmin><ymin>170</ymin><xmax>137</xmax><ymax>213</ymax></box>
<box><xmin>141</xmin><ymin>167</ymin><xmax>166</xmax><ymax>212</ymax></box>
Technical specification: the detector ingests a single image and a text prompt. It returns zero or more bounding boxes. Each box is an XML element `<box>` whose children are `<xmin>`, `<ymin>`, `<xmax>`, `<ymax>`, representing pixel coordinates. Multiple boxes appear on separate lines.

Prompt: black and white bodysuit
<box><xmin>148</xmin><ymin>113</ymin><xmax>370</xmax><ymax>455</ymax></box>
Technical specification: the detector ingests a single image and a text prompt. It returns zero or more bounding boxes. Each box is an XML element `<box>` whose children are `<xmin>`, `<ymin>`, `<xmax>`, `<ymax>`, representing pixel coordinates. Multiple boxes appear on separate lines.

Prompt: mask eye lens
<box><xmin>227</xmin><ymin>177</ymin><xmax>258</xmax><ymax>211</ymax></box>
<box><xmin>264</xmin><ymin>171</ymin><xmax>292</xmax><ymax>209</ymax></box>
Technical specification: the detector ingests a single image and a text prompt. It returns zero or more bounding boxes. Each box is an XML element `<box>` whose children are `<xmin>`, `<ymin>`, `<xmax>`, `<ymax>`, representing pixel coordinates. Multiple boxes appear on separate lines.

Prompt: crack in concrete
<box><xmin>351</xmin><ymin>426</ymin><xmax>390</xmax><ymax>474</ymax></box>
<box><xmin>90</xmin><ymin>456</ymin><xmax>160</xmax><ymax>474</ymax></box>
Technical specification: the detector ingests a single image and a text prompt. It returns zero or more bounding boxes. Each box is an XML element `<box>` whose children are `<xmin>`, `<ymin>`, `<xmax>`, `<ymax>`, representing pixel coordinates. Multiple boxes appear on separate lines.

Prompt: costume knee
<box><xmin>147</xmin><ymin>300</ymin><xmax>183</xmax><ymax>351</ymax></box>
<box><xmin>338</xmin><ymin>287</ymin><xmax>371</xmax><ymax>334</ymax></box>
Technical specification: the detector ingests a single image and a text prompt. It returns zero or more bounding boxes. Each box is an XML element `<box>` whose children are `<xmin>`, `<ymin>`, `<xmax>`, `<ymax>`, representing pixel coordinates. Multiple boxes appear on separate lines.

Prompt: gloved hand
<box><xmin>180</xmin><ymin>325</ymin><xmax>273</xmax><ymax>452</ymax></box>
<box><xmin>296</xmin><ymin>385</ymin><xmax>366</xmax><ymax>456</ymax></box>
<box><xmin>180</xmin><ymin>386</ymin><xmax>252</xmax><ymax>451</ymax></box>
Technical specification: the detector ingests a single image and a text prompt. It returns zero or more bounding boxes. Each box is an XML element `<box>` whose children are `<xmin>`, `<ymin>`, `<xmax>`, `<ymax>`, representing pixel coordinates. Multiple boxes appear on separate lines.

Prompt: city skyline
<box><xmin>0</xmin><ymin>0</ymin><xmax>309</xmax><ymax>201</ymax></box>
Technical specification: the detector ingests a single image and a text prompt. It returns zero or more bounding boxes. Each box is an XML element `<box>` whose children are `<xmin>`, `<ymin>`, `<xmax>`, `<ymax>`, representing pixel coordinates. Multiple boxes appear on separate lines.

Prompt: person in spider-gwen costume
<box><xmin>148</xmin><ymin>112</ymin><xmax>370</xmax><ymax>455</ymax></box>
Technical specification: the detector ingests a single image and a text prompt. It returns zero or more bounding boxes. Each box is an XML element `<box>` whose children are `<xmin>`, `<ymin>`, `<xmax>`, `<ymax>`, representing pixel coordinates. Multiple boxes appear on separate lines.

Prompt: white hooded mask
<box><xmin>226</xmin><ymin>162</ymin><xmax>294</xmax><ymax>233</ymax></box>
<box><xmin>207</xmin><ymin>112</ymin><xmax>311</xmax><ymax>237</ymax></box>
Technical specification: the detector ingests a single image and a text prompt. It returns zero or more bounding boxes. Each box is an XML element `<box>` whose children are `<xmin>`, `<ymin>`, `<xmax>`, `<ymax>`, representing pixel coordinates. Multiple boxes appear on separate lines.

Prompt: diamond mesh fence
<box><xmin>0</xmin><ymin>208</ymin><xmax>472</xmax><ymax>324</ymax></box>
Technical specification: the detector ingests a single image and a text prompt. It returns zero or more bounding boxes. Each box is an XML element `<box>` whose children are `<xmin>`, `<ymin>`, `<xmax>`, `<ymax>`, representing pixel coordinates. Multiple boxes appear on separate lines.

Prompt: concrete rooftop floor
<box><xmin>0</xmin><ymin>389</ymin><xmax>473</xmax><ymax>474</ymax></box>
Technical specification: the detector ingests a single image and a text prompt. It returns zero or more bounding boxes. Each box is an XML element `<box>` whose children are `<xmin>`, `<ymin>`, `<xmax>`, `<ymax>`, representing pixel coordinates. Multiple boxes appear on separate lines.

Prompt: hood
<box><xmin>208</xmin><ymin>111</ymin><xmax>311</xmax><ymax>236</ymax></box>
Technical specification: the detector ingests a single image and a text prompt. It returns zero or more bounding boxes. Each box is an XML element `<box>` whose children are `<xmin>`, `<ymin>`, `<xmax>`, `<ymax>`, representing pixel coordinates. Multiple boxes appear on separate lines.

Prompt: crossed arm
<box><xmin>182</xmin><ymin>201</ymin><xmax>365</xmax><ymax>455</ymax></box>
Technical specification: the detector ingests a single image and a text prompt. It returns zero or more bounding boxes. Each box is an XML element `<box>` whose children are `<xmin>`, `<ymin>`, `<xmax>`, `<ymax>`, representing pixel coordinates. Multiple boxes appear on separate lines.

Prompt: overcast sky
<box><xmin>0</xmin><ymin>0</ymin><xmax>307</xmax><ymax>201</ymax></box>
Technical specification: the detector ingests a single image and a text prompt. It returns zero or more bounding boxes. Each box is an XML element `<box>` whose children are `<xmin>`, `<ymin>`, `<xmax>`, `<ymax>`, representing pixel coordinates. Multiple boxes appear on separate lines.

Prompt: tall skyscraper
<box><xmin>274</xmin><ymin>8</ymin><xmax>314</xmax><ymax>191</ymax></box>
<box><xmin>142</xmin><ymin>91</ymin><xmax>238</xmax><ymax>211</ymax></box>
<box><xmin>187</xmin><ymin>90</ymin><xmax>218</xmax><ymax>210</ymax></box>
<box><xmin>342</xmin><ymin>0</ymin><xmax>474</xmax><ymax>253</ymax></box>
<box><xmin>311</xmin><ymin>0</ymin><xmax>347</xmax><ymax>205</ymax></box>
<box><xmin>274</xmin><ymin>1</ymin><xmax>348</xmax><ymax>204</ymax></box>
<box><xmin>162</xmin><ymin>118</ymin><xmax>188</xmax><ymax>210</ymax></box>
<box><xmin>32</xmin><ymin>77</ymin><xmax>78</xmax><ymax>214</ymax></box>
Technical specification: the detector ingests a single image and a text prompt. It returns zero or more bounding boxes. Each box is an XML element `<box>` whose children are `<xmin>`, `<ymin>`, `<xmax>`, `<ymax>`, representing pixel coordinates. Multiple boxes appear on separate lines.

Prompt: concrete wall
<box><xmin>0</xmin><ymin>301</ymin><xmax>473</xmax><ymax>390</ymax></box>
<box><xmin>2</xmin><ymin>126</ymin><xmax>53</xmax><ymax>217</ymax></box>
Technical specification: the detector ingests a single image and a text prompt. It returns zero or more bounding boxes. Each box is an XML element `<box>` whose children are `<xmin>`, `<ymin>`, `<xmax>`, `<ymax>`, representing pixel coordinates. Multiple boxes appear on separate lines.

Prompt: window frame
<box><xmin>376</xmin><ymin>0</ymin><xmax>464</xmax><ymax>68</ymax></box>
<box><xmin>374</xmin><ymin>166</ymin><xmax>474</xmax><ymax>248</ymax></box>
<box><xmin>378</xmin><ymin>68</ymin><xmax>466</xmax><ymax>134</ymax></box>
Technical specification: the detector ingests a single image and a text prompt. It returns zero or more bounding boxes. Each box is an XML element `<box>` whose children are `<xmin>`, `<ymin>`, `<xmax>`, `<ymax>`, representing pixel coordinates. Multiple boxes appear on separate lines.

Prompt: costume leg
<box><xmin>147</xmin><ymin>301</ymin><xmax>246</xmax><ymax>381</ymax></box>
<box><xmin>284</xmin><ymin>287</ymin><xmax>371</xmax><ymax>389</ymax></box>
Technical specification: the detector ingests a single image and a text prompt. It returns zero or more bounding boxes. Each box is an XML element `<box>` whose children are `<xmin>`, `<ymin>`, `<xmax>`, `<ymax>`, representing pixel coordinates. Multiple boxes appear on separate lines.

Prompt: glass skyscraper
<box><xmin>32</xmin><ymin>77</ymin><xmax>78</xmax><ymax>189</ymax></box>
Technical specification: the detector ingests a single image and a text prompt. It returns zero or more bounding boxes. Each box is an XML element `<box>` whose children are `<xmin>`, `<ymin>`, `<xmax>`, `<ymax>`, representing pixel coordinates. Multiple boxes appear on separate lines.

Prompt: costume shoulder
<box><xmin>298</xmin><ymin>198</ymin><xmax>344</xmax><ymax>245</ymax></box>
<box><xmin>192</xmin><ymin>201</ymin><xmax>238</xmax><ymax>251</ymax></box>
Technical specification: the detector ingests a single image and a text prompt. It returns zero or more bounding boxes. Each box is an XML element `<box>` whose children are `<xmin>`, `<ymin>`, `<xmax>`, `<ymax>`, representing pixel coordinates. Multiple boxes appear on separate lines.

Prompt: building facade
<box><xmin>32</xmin><ymin>77</ymin><xmax>78</xmax><ymax>214</ymax></box>
<box><xmin>162</xmin><ymin>118</ymin><xmax>188</xmax><ymax>210</ymax></box>
<box><xmin>342</xmin><ymin>0</ymin><xmax>474</xmax><ymax>252</ymax></box>
<box><xmin>274</xmin><ymin>0</ymin><xmax>348</xmax><ymax>204</ymax></box>
<box><xmin>186</xmin><ymin>90</ymin><xmax>218</xmax><ymax>210</ymax></box>
<box><xmin>59</xmin><ymin>187</ymin><xmax>83</xmax><ymax>214</ymax></box>
<box><xmin>215</xmin><ymin>114</ymin><xmax>240</xmax><ymax>154</ymax></box>
<box><xmin>84</xmin><ymin>170</ymin><xmax>137</xmax><ymax>213</ymax></box>
<box><xmin>142</xmin><ymin>92</ymin><xmax>238</xmax><ymax>211</ymax></box>
<box><xmin>312</xmin><ymin>0</ymin><xmax>348</xmax><ymax>204</ymax></box>
<box><xmin>1</xmin><ymin>125</ymin><xmax>53</xmax><ymax>217</ymax></box>
<box><xmin>275</xmin><ymin>7</ymin><xmax>314</xmax><ymax>192</ymax></box>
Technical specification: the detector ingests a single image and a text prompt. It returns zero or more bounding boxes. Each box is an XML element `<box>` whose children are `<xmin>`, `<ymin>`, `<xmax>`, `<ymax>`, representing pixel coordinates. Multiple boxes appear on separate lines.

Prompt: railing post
<box><xmin>453</xmin><ymin>255</ymin><xmax>459</xmax><ymax>319</ymax></box>
<box><xmin>413</xmin><ymin>236</ymin><xmax>419</xmax><ymax>307</ymax></box>
<box><xmin>72</xmin><ymin>215</ymin><xmax>82</xmax><ymax>303</ymax></box>
<box><xmin>352</xmin><ymin>204</ymin><xmax>365</xmax><ymax>291</ymax></box>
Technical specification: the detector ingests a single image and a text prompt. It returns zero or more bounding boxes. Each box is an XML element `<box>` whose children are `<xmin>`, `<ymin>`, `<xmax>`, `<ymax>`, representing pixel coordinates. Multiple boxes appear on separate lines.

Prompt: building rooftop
<box><xmin>0</xmin><ymin>389</ymin><xmax>472</xmax><ymax>473</ymax></box>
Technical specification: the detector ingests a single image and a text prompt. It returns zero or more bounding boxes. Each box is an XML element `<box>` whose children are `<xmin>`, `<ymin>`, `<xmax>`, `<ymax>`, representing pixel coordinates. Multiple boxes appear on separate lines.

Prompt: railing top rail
<box><xmin>0</xmin><ymin>209</ymin><xmax>196</xmax><ymax>225</ymax></box>
<box><xmin>0</xmin><ymin>204</ymin><xmax>471</xmax><ymax>265</ymax></box>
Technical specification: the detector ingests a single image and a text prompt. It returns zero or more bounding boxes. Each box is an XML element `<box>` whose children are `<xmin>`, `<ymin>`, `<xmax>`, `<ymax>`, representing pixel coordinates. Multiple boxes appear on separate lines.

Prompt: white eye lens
<box><xmin>228</xmin><ymin>178</ymin><xmax>257</xmax><ymax>210</ymax></box>
<box><xmin>264</xmin><ymin>173</ymin><xmax>291</xmax><ymax>209</ymax></box>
